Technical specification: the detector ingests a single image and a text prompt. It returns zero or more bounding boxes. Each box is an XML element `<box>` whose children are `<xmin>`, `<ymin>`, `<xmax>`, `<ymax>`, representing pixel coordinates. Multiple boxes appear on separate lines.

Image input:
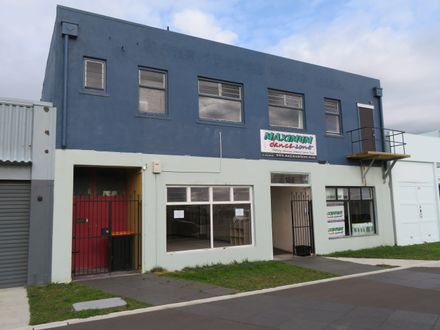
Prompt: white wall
<box><xmin>51</xmin><ymin>149</ymin><xmax>395</xmax><ymax>282</ymax></box>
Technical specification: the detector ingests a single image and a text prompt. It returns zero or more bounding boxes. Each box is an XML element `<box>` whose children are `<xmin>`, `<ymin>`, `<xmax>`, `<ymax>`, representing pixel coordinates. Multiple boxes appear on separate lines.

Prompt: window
<box><xmin>324</xmin><ymin>99</ymin><xmax>342</xmax><ymax>134</ymax></box>
<box><xmin>139</xmin><ymin>69</ymin><xmax>166</xmax><ymax>114</ymax></box>
<box><xmin>326</xmin><ymin>186</ymin><xmax>376</xmax><ymax>238</ymax></box>
<box><xmin>84</xmin><ymin>58</ymin><xmax>105</xmax><ymax>90</ymax></box>
<box><xmin>166</xmin><ymin>186</ymin><xmax>252</xmax><ymax>252</ymax></box>
<box><xmin>198</xmin><ymin>79</ymin><xmax>242</xmax><ymax>122</ymax></box>
<box><xmin>268</xmin><ymin>89</ymin><xmax>304</xmax><ymax>129</ymax></box>
<box><xmin>271</xmin><ymin>173</ymin><xmax>309</xmax><ymax>185</ymax></box>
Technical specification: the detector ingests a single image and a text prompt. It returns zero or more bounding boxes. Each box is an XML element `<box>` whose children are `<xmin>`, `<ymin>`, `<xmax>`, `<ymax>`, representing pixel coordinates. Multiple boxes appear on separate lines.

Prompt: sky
<box><xmin>0</xmin><ymin>0</ymin><xmax>439</xmax><ymax>133</ymax></box>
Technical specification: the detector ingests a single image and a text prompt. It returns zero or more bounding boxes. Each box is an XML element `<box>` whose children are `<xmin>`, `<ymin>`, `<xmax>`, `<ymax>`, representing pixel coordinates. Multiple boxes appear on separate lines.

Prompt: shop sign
<box><xmin>260</xmin><ymin>130</ymin><xmax>317</xmax><ymax>159</ymax></box>
<box><xmin>327</xmin><ymin>204</ymin><xmax>345</xmax><ymax>238</ymax></box>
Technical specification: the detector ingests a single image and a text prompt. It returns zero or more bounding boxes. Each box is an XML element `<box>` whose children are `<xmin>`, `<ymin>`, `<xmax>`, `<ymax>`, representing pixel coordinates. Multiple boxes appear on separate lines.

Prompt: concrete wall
<box><xmin>51</xmin><ymin>149</ymin><xmax>394</xmax><ymax>283</ymax></box>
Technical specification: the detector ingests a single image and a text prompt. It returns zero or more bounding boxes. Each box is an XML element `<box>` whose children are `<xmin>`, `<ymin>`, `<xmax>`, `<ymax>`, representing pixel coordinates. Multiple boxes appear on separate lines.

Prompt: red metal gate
<box><xmin>72</xmin><ymin>195</ymin><xmax>141</xmax><ymax>276</ymax></box>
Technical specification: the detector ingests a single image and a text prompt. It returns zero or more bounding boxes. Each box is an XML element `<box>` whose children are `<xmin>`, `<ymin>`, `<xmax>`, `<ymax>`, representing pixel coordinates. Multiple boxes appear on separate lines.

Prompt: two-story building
<box><xmin>42</xmin><ymin>6</ymin><xmax>408</xmax><ymax>283</ymax></box>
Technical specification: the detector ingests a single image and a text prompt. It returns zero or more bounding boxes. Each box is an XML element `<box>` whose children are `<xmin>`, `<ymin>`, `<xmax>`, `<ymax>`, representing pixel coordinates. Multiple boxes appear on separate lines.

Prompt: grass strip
<box><xmin>27</xmin><ymin>282</ymin><xmax>149</xmax><ymax>325</ymax></box>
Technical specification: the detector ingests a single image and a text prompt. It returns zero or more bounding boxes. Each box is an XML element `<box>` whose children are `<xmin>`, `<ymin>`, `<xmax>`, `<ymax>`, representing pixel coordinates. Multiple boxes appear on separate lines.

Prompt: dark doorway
<box><xmin>359</xmin><ymin>107</ymin><xmax>375</xmax><ymax>152</ymax></box>
<box><xmin>291</xmin><ymin>192</ymin><xmax>315</xmax><ymax>256</ymax></box>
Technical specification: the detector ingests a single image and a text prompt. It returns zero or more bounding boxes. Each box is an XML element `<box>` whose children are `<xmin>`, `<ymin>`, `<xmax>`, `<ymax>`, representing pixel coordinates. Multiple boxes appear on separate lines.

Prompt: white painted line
<box><xmin>27</xmin><ymin>265</ymin><xmax>412</xmax><ymax>330</ymax></box>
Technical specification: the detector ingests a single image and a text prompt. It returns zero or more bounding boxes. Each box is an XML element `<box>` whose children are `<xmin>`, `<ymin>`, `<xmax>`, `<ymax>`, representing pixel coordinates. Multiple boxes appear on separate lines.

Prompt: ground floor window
<box><xmin>326</xmin><ymin>187</ymin><xmax>376</xmax><ymax>238</ymax></box>
<box><xmin>166</xmin><ymin>186</ymin><xmax>252</xmax><ymax>252</ymax></box>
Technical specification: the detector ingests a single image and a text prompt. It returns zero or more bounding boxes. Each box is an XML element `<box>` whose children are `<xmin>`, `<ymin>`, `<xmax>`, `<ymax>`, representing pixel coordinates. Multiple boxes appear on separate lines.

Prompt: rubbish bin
<box><xmin>295</xmin><ymin>245</ymin><xmax>312</xmax><ymax>256</ymax></box>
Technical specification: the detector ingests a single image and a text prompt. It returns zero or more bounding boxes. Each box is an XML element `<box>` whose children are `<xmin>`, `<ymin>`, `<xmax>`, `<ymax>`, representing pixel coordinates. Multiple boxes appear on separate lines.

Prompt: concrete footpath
<box><xmin>0</xmin><ymin>287</ymin><xmax>29</xmax><ymax>330</ymax></box>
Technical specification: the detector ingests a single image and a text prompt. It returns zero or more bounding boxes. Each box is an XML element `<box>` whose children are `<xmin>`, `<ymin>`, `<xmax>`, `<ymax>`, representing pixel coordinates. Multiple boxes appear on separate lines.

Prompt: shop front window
<box><xmin>166</xmin><ymin>186</ymin><xmax>253</xmax><ymax>252</ymax></box>
<box><xmin>326</xmin><ymin>186</ymin><xmax>376</xmax><ymax>238</ymax></box>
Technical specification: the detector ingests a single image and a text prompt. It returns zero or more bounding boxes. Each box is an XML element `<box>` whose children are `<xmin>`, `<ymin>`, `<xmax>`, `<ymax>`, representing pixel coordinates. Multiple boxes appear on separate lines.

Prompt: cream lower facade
<box><xmin>51</xmin><ymin>149</ymin><xmax>395</xmax><ymax>283</ymax></box>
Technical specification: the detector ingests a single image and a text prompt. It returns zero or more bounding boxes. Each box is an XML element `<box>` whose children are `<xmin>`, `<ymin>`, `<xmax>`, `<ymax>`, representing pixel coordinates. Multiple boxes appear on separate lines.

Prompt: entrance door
<box><xmin>291</xmin><ymin>193</ymin><xmax>315</xmax><ymax>256</ymax></box>
<box><xmin>358</xmin><ymin>107</ymin><xmax>375</xmax><ymax>152</ymax></box>
<box><xmin>72</xmin><ymin>195</ymin><xmax>141</xmax><ymax>276</ymax></box>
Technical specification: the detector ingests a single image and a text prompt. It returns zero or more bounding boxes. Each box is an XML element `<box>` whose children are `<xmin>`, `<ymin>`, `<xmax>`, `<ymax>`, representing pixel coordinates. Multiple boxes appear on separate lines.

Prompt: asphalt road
<box><xmin>49</xmin><ymin>267</ymin><xmax>440</xmax><ymax>330</ymax></box>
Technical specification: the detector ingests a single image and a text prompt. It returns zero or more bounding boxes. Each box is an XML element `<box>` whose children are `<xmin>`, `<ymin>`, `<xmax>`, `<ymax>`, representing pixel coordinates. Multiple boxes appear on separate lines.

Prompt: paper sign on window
<box><xmin>174</xmin><ymin>210</ymin><xmax>184</xmax><ymax>219</ymax></box>
<box><xmin>235</xmin><ymin>208</ymin><xmax>244</xmax><ymax>217</ymax></box>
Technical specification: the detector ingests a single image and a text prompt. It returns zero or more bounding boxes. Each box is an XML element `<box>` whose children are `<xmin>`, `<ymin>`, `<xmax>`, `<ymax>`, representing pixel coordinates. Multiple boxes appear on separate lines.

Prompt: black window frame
<box><xmin>324</xmin><ymin>98</ymin><xmax>342</xmax><ymax>135</ymax></box>
<box><xmin>268</xmin><ymin>89</ymin><xmax>305</xmax><ymax>129</ymax></box>
<box><xmin>197</xmin><ymin>77</ymin><xmax>243</xmax><ymax>124</ymax></box>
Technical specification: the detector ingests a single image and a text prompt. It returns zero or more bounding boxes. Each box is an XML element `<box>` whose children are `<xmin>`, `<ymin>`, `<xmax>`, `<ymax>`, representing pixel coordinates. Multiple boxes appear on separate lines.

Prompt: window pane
<box><xmin>199</xmin><ymin>96</ymin><xmax>242</xmax><ymax>122</ymax></box>
<box><xmin>233</xmin><ymin>187</ymin><xmax>250</xmax><ymax>201</ymax></box>
<box><xmin>213</xmin><ymin>187</ymin><xmax>230</xmax><ymax>201</ymax></box>
<box><xmin>350</xmin><ymin>188</ymin><xmax>361</xmax><ymax>200</ymax></box>
<box><xmin>285</xmin><ymin>94</ymin><xmax>303</xmax><ymax>109</ymax></box>
<box><xmin>269</xmin><ymin>106</ymin><xmax>303</xmax><ymax>128</ymax></box>
<box><xmin>85</xmin><ymin>60</ymin><xmax>104</xmax><ymax>89</ymax></box>
<box><xmin>337</xmin><ymin>188</ymin><xmax>349</xmax><ymax>200</ymax></box>
<box><xmin>324</xmin><ymin>99</ymin><xmax>339</xmax><ymax>114</ymax></box>
<box><xmin>326</xmin><ymin>114</ymin><xmax>340</xmax><ymax>134</ymax></box>
<box><xmin>139</xmin><ymin>88</ymin><xmax>165</xmax><ymax>114</ymax></box>
<box><xmin>271</xmin><ymin>173</ymin><xmax>309</xmax><ymax>184</ymax></box>
<box><xmin>191</xmin><ymin>187</ymin><xmax>209</xmax><ymax>202</ymax></box>
<box><xmin>326</xmin><ymin>188</ymin><xmax>336</xmax><ymax>200</ymax></box>
<box><xmin>213</xmin><ymin>204</ymin><xmax>251</xmax><ymax>247</ymax></box>
<box><xmin>221</xmin><ymin>83</ymin><xmax>241</xmax><ymax>99</ymax></box>
<box><xmin>268</xmin><ymin>90</ymin><xmax>302</xmax><ymax>109</ymax></box>
<box><xmin>199</xmin><ymin>80</ymin><xmax>220</xmax><ymax>96</ymax></box>
<box><xmin>361</xmin><ymin>187</ymin><xmax>373</xmax><ymax>200</ymax></box>
<box><xmin>349</xmin><ymin>200</ymin><xmax>375</xmax><ymax>236</ymax></box>
<box><xmin>139</xmin><ymin>70</ymin><xmax>165</xmax><ymax>89</ymax></box>
<box><xmin>268</xmin><ymin>90</ymin><xmax>286</xmax><ymax>107</ymax></box>
<box><xmin>167</xmin><ymin>205</ymin><xmax>210</xmax><ymax>251</ymax></box>
<box><xmin>167</xmin><ymin>187</ymin><xmax>187</xmax><ymax>202</ymax></box>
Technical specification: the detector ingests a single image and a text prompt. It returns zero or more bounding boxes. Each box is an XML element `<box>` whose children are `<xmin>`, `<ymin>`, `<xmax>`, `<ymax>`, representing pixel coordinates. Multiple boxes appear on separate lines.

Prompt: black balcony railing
<box><xmin>346</xmin><ymin>127</ymin><xmax>407</xmax><ymax>155</ymax></box>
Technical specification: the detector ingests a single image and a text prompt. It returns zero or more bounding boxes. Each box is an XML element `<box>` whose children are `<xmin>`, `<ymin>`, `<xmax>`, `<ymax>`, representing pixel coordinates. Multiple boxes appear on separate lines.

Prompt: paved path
<box><xmin>45</xmin><ymin>266</ymin><xmax>440</xmax><ymax>329</ymax></box>
<box><xmin>0</xmin><ymin>287</ymin><xmax>29</xmax><ymax>330</ymax></box>
<box><xmin>80</xmin><ymin>273</ymin><xmax>235</xmax><ymax>306</ymax></box>
<box><xmin>329</xmin><ymin>256</ymin><xmax>440</xmax><ymax>268</ymax></box>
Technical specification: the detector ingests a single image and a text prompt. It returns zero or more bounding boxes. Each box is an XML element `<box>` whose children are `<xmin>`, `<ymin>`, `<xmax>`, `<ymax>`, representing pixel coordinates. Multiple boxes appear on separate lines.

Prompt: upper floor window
<box><xmin>198</xmin><ymin>79</ymin><xmax>242</xmax><ymax>123</ymax></box>
<box><xmin>84</xmin><ymin>58</ymin><xmax>105</xmax><ymax>90</ymax></box>
<box><xmin>324</xmin><ymin>98</ymin><xmax>342</xmax><ymax>135</ymax></box>
<box><xmin>268</xmin><ymin>89</ymin><xmax>304</xmax><ymax>129</ymax></box>
<box><xmin>139</xmin><ymin>68</ymin><xmax>166</xmax><ymax>114</ymax></box>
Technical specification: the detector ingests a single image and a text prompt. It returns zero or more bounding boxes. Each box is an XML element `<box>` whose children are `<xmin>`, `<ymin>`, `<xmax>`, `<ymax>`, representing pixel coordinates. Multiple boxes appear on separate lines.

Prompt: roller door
<box><xmin>0</xmin><ymin>181</ymin><xmax>30</xmax><ymax>288</ymax></box>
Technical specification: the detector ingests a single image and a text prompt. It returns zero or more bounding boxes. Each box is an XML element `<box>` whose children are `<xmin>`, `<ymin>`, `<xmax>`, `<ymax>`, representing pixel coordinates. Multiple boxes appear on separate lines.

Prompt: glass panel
<box><xmin>213</xmin><ymin>187</ymin><xmax>230</xmax><ymax>201</ymax></box>
<box><xmin>350</xmin><ymin>188</ymin><xmax>362</xmax><ymax>200</ymax></box>
<box><xmin>268</xmin><ymin>90</ymin><xmax>286</xmax><ymax>107</ymax></box>
<box><xmin>361</xmin><ymin>187</ymin><xmax>373</xmax><ymax>200</ymax></box>
<box><xmin>285</xmin><ymin>93</ymin><xmax>303</xmax><ymax>109</ymax></box>
<box><xmin>213</xmin><ymin>204</ymin><xmax>251</xmax><ymax>247</ymax></box>
<box><xmin>199</xmin><ymin>96</ymin><xmax>242</xmax><ymax>122</ymax></box>
<box><xmin>167</xmin><ymin>187</ymin><xmax>187</xmax><ymax>202</ymax></box>
<box><xmin>271</xmin><ymin>173</ymin><xmax>309</xmax><ymax>184</ymax></box>
<box><xmin>139</xmin><ymin>88</ymin><xmax>165</xmax><ymax>114</ymax></box>
<box><xmin>326</xmin><ymin>114</ymin><xmax>340</xmax><ymax>134</ymax></box>
<box><xmin>324</xmin><ymin>99</ymin><xmax>339</xmax><ymax>114</ymax></box>
<box><xmin>166</xmin><ymin>205</ymin><xmax>211</xmax><ymax>251</ymax></box>
<box><xmin>269</xmin><ymin>106</ymin><xmax>303</xmax><ymax>128</ymax></box>
<box><xmin>85</xmin><ymin>60</ymin><xmax>104</xmax><ymax>89</ymax></box>
<box><xmin>337</xmin><ymin>188</ymin><xmax>349</xmax><ymax>200</ymax></box>
<box><xmin>191</xmin><ymin>187</ymin><xmax>209</xmax><ymax>202</ymax></box>
<box><xmin>198</xmin><ymin>80</ymin><xmax>220</xmax><ymax>96</ymax></box>
<box><xmin>139</xmin><ymin>70</ymin><xmax>165</xmax><ymax>88</ymax></box>
<box><xmin>349</xmin><ymin>200</ymin><xmax>375</xmax><ymax>236</ymax></box>
<box><xmin>326</xmin><ymin>188</ymin><xmax>336</xmax><ymax>200</ymax></box>
<box><xmin>233</xmin><ymin>187</ymin><xmax>250</xmax><ymax>201</ymax></box>
<box><xmin>221</xmin><ymin>83</ymin><xmax>241</xmax><ymax>99</ymax></box>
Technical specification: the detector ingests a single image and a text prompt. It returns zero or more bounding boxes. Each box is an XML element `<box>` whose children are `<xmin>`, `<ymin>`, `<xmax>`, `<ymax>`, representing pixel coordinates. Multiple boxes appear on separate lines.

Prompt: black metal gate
<box><xmin>290</xmin><ymin>193</ymin><xmax>315</xmax><ymax>256</ymax></box>
<box><xmin>72</xmin><ymin>195</ymin><xmax>142</xmax><ymax>276</ymax></box>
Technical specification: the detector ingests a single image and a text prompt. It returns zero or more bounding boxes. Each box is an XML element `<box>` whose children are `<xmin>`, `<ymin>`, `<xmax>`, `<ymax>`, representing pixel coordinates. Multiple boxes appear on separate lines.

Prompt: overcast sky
<box><xmin>1</xmin><ymin>0</ymin><xmax>439</xmax><ymax>133</ymax></box>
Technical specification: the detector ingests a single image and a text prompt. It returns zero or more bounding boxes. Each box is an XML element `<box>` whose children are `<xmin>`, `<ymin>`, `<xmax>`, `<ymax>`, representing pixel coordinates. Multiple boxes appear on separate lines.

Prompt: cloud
<box><xmin>269</xmin><ymin>1</ymin><xmax>440</xmax><ymax>133</ymax></box>
<box><xmin>171</xmin><ymin>9</ymin><xmax>238</xmax><ymax>44</ymax></box>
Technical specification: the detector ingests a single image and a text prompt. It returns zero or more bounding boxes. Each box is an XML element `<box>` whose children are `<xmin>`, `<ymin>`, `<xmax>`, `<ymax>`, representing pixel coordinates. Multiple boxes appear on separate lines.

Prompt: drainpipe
<box><xmin>60</xmin><ymin>22</ymin><xmax>78</xmax><ymax>149</ymax></box>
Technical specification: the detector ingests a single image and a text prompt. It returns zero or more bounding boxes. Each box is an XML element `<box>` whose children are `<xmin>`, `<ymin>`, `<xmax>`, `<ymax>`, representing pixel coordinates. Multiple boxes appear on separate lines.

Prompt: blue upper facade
<box><xmin>42</xmin><ymin>6</ymin><xmax>384</xmax><ymax>165</ymax></box>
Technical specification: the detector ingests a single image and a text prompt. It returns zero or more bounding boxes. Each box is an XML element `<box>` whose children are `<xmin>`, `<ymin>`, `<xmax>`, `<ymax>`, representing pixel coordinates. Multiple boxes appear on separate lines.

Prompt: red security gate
<box><xmin>72</xmin><ymin>195</ymin><xmax>141</xmax><ymax>276</ymax></box>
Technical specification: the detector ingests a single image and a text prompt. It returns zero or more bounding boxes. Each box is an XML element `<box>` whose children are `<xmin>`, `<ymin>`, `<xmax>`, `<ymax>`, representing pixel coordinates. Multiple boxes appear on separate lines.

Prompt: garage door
<box><xmin>0</xmin><ymin>181</ymin><xmax>30</xmax><ymax>288</ymax></box>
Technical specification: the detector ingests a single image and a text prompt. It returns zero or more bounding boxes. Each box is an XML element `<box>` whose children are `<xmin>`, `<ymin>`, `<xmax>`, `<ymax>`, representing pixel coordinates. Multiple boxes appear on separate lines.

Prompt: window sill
<box><xmin>328</xmin><ymin>233</ymin><xmax>377</xmax><ymax>240</ymax></box>
<box><xmin>267</xmin><ymin>125</ymin><xmax>306</xmax><ymax>132</ymax></box>
<box><xmin>135</xmin><ymin>113</ymin><xmax>171</xmax><ymax>120</ymax></box>
<box><xmin>79</xmin><ymin>89</ymin><xmax>109</xmax><ymax>97</ymax></box>
<box><xmin>166</xmin><ymin>243</ymin><xmax>254</xmax><ymax>255</ymax></box>
<box><xmin>325</xmin><ymin>133</ymin><xmax>344</xmax><ymax>138</ymax></box>
<box><xmin>196</xmin><ymin>119</ymin><xmax>246</xmax><ymax>128</ymax></box>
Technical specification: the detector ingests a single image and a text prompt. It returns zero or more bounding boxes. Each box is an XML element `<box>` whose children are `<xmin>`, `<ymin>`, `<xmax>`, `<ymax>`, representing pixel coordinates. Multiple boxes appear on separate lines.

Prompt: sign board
<box><xmin>173</xmin><ymin>210</ymin><xmax>184</xmax><ymax>219</ymax></box>
<box><xmin>327</xmin><ymin>204</ymin><xmax>345</xmax><ymax>238</ymax></box>
<box><xmin>260</xmin><ymin>130</ymin><xmax>317</xmax><ymax>159</ymax></box>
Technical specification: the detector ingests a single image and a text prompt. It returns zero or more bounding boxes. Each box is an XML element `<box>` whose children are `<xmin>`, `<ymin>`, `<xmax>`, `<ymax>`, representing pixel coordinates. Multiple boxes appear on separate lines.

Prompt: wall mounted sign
<box><xmin>327</xmin><ymin>204</ymin><xmax>345</xmax><ymax>238</ymax></box>
<box><xmin>260</xmin><ymin>130</ymin><xmax>317</xmax><ymax>159</ymax></box>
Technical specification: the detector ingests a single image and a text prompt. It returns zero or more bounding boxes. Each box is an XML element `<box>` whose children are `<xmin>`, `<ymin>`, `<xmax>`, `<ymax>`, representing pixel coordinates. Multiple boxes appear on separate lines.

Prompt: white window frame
<box><xmin>268</xmin><ymin>89</ymin><xmax>304</xmax><ymax>129</ymax></box>
<box><xmin>324</xmin><ymin>98</ymin><xmax>342</xmax><ymax>135</ymax></box>
<box><xmin>84</xmin><ymin>58</ymin><xmax>105</xmax><ymax>90</ymax></box>
<box><xmin>138</xmin><ymin>67</ymin><xmax>167</xmax><ymax>115</ymax></box>
<box><xmin>166</xmin><ymin>185</ymin><xmax>254</xmax><ymax>252</ymax></box>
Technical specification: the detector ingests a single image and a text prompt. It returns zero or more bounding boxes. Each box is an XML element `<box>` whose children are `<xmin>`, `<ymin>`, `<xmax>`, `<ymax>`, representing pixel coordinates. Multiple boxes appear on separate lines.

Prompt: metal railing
<box><xmin>346</xmin><ymin>127</ymin><xmax>407</xmax><ymax>155</ymax></box>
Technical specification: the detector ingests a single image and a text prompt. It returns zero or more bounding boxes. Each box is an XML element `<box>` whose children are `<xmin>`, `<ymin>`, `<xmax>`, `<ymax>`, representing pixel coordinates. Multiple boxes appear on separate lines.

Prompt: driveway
<box><xmin>45</xmin><ymin>266</ymin><xmax>440</xmax><ymax>329</ymax></box>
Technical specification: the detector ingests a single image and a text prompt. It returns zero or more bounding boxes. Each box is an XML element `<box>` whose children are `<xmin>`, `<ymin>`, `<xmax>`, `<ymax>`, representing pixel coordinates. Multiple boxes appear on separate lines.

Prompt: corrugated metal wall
<box><xmin>0</xmin><ymin>101</ymin><xmax>33</xmax><ymax>162</ymax></box>
<box><xmin>0</xmin><ymin>181</ymin><xmax>30</xmax><ymax>288</ymax></box>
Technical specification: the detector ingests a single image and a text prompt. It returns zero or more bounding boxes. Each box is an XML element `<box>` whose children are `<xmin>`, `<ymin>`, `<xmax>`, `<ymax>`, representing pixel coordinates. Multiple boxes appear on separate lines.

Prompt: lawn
<box><xmin>162</xmin><ymin>260</ymin><xmax>334</xmax><ymax>292</ymax></box>
<box><xmin>27</xmin><ymin>282</ymin><xmax>149</xmax><ymax>325</ymax></box>
<box><xmin>326</xmin><ymin>242</ymin><xmax>440</xmax><ymax>260</ymax></box>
